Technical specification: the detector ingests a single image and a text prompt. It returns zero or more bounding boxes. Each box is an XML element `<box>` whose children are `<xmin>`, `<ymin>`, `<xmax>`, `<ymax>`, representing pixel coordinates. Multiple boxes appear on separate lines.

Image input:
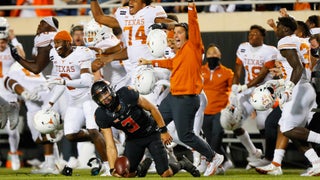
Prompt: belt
<box><xmin>175</xmin><ymin>94</ymin><xmax>198</xmax><ymax>98</ymax></box>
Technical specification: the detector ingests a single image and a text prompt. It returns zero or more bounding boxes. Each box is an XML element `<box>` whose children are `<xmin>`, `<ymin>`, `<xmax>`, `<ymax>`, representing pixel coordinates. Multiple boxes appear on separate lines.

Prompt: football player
<box><xmin>0</xmin><ymin>17</ymin><xmax>24</xmax><ymax>171</ymax></box>
<box><xmin>256</xmin><ymin>17</ymin><xmax>320</xmax><ymax>176</ymax></box>
<box><xmin>5</xmin><ymin>62</ymin><xmax>63</xmax><ymax>174</ymax></box>
<box><xmin>221</xmin><ymin>24</ymin><xmax>278</xmax><ymax>168</ymax></box>
<box><xmin>254</xmin><ymin>20</ymin><xmax>312</xmax><ymax>174</ymax></box>
<box><xmin>44</xmin><ymin>30</ymin><xmax>109</xmax><ymax>176</ymax></box>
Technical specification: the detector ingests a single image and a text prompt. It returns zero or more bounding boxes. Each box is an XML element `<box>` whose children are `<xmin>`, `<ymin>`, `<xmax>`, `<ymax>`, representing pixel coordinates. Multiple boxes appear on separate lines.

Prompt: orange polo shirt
<box><xmin>201</xmin><ymin>63</ymin><xmax>234</xmax><ymax>115</ymax></box>
<box><xmin>152</xmin><ymin>3</ymin><xmax>204</xmax><ymax>95</ymax></box>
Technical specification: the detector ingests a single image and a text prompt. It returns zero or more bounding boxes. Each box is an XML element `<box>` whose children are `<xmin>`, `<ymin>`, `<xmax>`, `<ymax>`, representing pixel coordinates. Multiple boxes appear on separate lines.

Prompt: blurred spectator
<box><xmin>0</xmin><ymin>0</ymin><xmax>13</xmax><ymax>17</ymax></box>
<box><xmin>293</xmin><ymin>0</ymin><xmax>310</xmax><ymax>11</ymax></box>
<box><xmin>265</xmin><ymin>3</ymin><xmax>293</xmax><ymax>11</ymax></box>
<box><xmin>208</xmin><ymin>0</ymin><xmax>235</xmax><ymax>13</ymax></box>
<box><xmin>11</xmin><ymin>0</ymin><xmax>56</xmax><ymax>17</ymax></box>
<box><xmin>55</xmin><ymin>0</ymin><xmax>84</xmax><ymax>16</ymax></box>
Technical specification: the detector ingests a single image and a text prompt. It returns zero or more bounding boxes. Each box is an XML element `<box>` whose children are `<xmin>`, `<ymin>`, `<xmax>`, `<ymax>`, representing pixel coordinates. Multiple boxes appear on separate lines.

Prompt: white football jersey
<box><xmin>50</xmin><ymin>46</ymin><xmax>95</xmax><ymax>98</ymax></box>
<box><xmin>0</xmin><ymin>46</ymin><xmax>18</xmax><ymax>102</ymax></box>
<box><xmin>236</xmin><ymin>42</ymin><xmax>278</xmax><ymax>85</ymax></box>
<box><xmin>6</xmin><ymin>62</ymin><xmax>49</xmax><ymax>110</ymax></box>
<box><xmin>277</xmin><ymin>35</ymin><xmax>310</xmax><ymax>83</ymax></box>
<box><xmin>115</xmin><ymin>5</ymin><xmax>167</xmax><ymax>67</ymax></box>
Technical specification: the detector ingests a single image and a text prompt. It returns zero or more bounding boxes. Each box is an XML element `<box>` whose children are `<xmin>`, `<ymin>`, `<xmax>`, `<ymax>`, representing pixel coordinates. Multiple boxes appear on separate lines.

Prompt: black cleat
<box><xmin>61</xmin><ymin>165</ymin><xmax>73</xmax><ymax>176</ymax></box>
<box><xmin>180</xmin><ymin>156</ymin><xmax>201</xmax><ymax>177</ymax></box>
<box><xmin>136</xmin><ymin>158</ymin><xmax>153</xmax><ymax>177</ymax></box>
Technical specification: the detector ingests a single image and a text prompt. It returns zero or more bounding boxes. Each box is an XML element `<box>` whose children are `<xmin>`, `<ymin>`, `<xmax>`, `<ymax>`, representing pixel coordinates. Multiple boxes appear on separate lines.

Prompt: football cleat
<box><xmin>255</xmin><ymin>163</ymin><xmax>283</xmax><ymax>175</ymax></box>
<box><xmin>203</xmin><ymin>153</ymin><xmax>224</xmax><ymax>176</ymax></box>
<box><xmin>179</xmin><ymin>156</ymin><xmax>200</xmax><ymax>177</ymax></box>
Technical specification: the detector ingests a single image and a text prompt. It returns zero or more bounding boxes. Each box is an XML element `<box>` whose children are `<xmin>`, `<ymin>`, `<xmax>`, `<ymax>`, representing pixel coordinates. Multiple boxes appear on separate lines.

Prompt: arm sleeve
<box><xmin>48</xmin><ymin>85</ymin><xmax>65</xmax><ymax>104</ymax></box>
<box><xmin>188</xmin><ymin>3</ymin><xmax>203</xmax><ymax>53</ymax></box>
<box><xmin>152</xmin><ymin>59</ymin><xmax>173</xmax><ymax>69</ymax></box>
<box><xmin>65</xmin><ymin>73</ymin><xmax>94</xmax><ymax>88</ymax></box>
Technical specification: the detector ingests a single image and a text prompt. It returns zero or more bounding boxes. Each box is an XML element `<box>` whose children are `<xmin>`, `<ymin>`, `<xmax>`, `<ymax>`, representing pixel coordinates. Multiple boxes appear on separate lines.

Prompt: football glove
<box><xmin>21</xmin><ymin>90</ymin><xmax>41</xmax><ymax>101</ymax></box>
<box><xmin>8</xmin><ymin>43</ymin><xmax>22</xmax><ymax>61</ymax></box>
<box><xmin>278</xmin><ymin>80</ymin><xmax>295</xmax><ymax>108</ymax></box>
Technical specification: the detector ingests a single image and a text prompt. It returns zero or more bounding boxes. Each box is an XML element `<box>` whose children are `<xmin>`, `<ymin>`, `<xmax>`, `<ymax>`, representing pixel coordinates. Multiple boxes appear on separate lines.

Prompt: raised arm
<box><xmin>90</xmin><ymin>0</ymin><xmax>120</xmax><ymax>28</ymax></box>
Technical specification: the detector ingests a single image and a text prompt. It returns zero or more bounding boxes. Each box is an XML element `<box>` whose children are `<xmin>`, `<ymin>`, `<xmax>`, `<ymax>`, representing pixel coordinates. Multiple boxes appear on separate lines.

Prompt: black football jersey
<box><xmin>95</xmin><ymin>86</ymin><xmax>158</xmax><ymax>139</ymax></box>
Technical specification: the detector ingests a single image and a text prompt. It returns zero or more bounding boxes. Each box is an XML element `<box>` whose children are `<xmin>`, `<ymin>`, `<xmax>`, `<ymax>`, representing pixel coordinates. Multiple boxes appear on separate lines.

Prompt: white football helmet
<box><xmin>147</xmin><ymin>29</ymin><xmax>168</xmax><ymax>58</ymax></box>
<box><xmin>220</xmin><ymin>104</ymin><xmax>243</xmax><ymax>131</ymax></box>
<box><xmin>134</xmin><ymin>68</ymin><xmax>157</xmax><ymax>95</ymax></box>
<box><xmin>249</xmin><ymin>84</ymin><xmax>276</xmax><ymax>111</ymax></box>
<box><xmin>33</xmin><ymin>109</ymin><xmax>61</xmax><ymax>134</ymax></box>
<box><xmin>0</xmin><ymin>17</ymin><xmax>9</xmax><ymax>39</ymax></box>
<box><xmin>84</xmin><ymin>19</ymin><xmax>103</xmax><ymax>47</ymax></box>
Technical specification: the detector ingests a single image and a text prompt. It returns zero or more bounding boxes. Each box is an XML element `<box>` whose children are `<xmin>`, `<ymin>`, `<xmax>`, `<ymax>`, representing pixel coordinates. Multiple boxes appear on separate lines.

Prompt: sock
<box><xmin>169</xmin><ymin>162</ymin><xmax>181</xmax><ymax>175</ymax></box>
<box><xmin>45</xmin><ymin>154</ymin><xmax>55</xmax><ymax>167</ymax></box>
<box><xmin>7</xmin><ymin>129</ymin><xmax>20</xmax><ymax>153</ymax></box>
<box><xmin>272</xmin><ymin>149</ymin><xmax>285</xmax><ymax>165</ymax></box>
<box><xmin>307</xmin><ymin>131</ymin><xmax>320</xmax><ymax>144</ymax></box>
<box><xmin>237</xmin><ymin>130</ymin><xmax>256</xmax><ymax>154</ymax></box>
<box><xmin>304</xmin><ymin>148</ymin><xmax>320</xmax><ymax>165</ymax></box>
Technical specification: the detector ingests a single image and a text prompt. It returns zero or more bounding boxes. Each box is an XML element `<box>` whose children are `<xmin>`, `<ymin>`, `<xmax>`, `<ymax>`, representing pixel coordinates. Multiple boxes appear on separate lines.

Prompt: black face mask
<box><xmin>311</xmin><ymin>47</ymin><xmax>320</xmax><ymax>58</ymax></box>
<box><xmin>207</xmin><ymin>57</ymin><xmax>220</xmax><ymax>70</ymax></box>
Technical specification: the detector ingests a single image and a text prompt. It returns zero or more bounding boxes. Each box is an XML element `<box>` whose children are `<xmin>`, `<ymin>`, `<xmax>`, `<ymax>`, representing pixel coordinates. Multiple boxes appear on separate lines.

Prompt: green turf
<box><xmin>0</xmin><ymin>168</ymin><xmax>318</xmax><ymax>179</ymax></box>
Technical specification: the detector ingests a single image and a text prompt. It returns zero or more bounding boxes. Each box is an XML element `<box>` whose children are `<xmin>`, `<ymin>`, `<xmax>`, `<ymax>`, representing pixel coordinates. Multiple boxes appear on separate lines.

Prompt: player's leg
<box><xmin>25</xmin><ymin>103</ymin><xmax>60</xmax><ymax>174</ymax></box>
<box><xmin>124</xmin><ymin>138</ymin><xmax>148</xmax><ymax>176</ymax></box>
<box><xmin>6</xmin><ymin>124</ymin><xmax>20</xmax><ymax>170</ymax></box>
<box><xmin>84</xmin><ymin>100</ymin><xmax>108</xmax><ymax>175</ymax></box>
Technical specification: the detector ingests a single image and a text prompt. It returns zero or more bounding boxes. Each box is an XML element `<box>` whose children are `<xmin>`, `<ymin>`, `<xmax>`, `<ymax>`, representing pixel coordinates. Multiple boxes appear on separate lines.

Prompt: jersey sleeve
<box><xmin>236</xmin><ymin>42</ymin><xmax>247</xmax><ymax>61</ymax></box>
<box><xmin>278</xmin><ymin>36</ymin><xmax>299</xmax><ymax>51</ymax></box>
<box><xmin>154</xmin><ymin>5</ymin><xmax>167</xmax><ymax>18</ymax></box>
<box><xmin>79</xmin><ymin>47</ymin><xmax>95</xmax><ymax>69</ymax></box>
<box><xmin>95</xmin><ymin>107</ymin><xmax>112</xmax><ymax>129</ymax></box>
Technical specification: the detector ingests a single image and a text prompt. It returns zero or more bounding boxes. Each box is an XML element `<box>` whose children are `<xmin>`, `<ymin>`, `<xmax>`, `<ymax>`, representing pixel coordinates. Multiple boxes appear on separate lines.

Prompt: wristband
<box><xmin>158</xmin><ymin>126</ymin><xmax>168</xmax><ymax>134</ymax></box>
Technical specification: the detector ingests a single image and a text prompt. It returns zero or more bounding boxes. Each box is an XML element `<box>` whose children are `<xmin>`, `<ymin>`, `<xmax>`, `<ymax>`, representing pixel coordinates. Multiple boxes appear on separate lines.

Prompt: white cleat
<box><xmin>196</xmin><ymin>157</ymin><xmax>207</xmax><ymax>173</ymax></box>
<box><xmin>249</xmin><ymin>158</ymin><xmax>271</xmax><ymax>168</ymax></box>
<box><xmin>300</xmin><ymin>164</ymin><xmax>320</xmax><ymax>176</ymax></box>
<box><xmin>31</xmin><ymin>162</ymin><xmax>59</xmax><ymax>175</ymax></box>
<box><xmin>10</xmin><ymin>153</ymin><xmax>21</xmax><ymax>171</ymax></box>
<box><xmin>203</xmin><ymin>153</ymin><xmax>224</xmax><ymax>176</ymax></box>
<box><xmin>222</xmin><ymin>160</ymin><xmax>234</xmax><ymax>171</ymax></box>
<box><xmin>255</xmin><ymin>163</ymin><xmax>283</xmax><ymax>175</ymax></box>
<box><xmin>247</xmin><ymin>149</ymin><xmax>263</xmax><ymax>163</ymax></box>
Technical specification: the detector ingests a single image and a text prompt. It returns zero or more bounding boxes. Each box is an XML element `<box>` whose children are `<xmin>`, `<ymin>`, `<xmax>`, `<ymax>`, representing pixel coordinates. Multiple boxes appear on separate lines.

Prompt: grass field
<box><xmin>0</xmin><ymin>168</ymin><xmax>317</xmax><ymax>180</ymax></box>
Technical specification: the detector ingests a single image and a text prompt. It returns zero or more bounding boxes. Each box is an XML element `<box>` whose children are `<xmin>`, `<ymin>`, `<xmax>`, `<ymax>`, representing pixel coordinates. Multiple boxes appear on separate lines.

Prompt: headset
<box><xmin>87</xmin><ymin>157</ymin><xmax>102</xmax><ymax>176</ymax></box>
